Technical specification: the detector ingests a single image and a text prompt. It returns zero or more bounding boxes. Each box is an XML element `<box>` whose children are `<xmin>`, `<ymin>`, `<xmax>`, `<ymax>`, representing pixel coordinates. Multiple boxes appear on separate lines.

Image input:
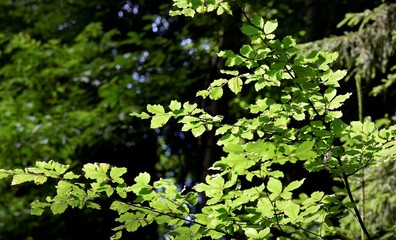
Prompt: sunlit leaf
<box><xmin>284</xmin><ymin>202</ymin><xmax>300</xmax><ymax>220</ymax></box>
<box><xmin>192</xmin><ymin>124</ymin><xmax>206</xmax><ymax>137</ymax></box>
<box><xmin>228</xmin><ymin>77</ymin><xmax>243</xmax><ymax>94</ymax></box>
<box><xmin>11</xmin><ymin>174</ymin><xmax>35</xmax><ymax>185</ymax></box>
<box><xmin>110</xmin><ymin>167</ymin><xmax>127</xmax><ymax>184</ymax></box>
<box><xmin>151</xmin><ymin>114</ymin><xmax>172</xmax><ymax>128</ymax></box>
<box><xmin>50</xmin><ymin>202</ymin><xmax>68</xmax><ymax>214</ymax></box>
<box><xmin>209</xmin><ymin>87</ymin><xmax>223</xmax><ymax>100</ymax></box>
<box><xmin>267</xmin><ymin>177</ymin><xmax>282</xmax><ymax>196</ymax></box>
<box><xmin>129</xmin><ymin>111</ymin><xmax>150</xmax><ymax>119</ymax></box>
<box><xmin>284</xmin><ymin>179</ymin><xmax>305</xmax><ymax>193</ymax></box>
<box><xmin>34</xmin><ymin>175</ymin><xmax>48</xmax><ymax>185</ymax></box>
<box><xmin>264</xmin><ymin>20</ymin><xmax>278</xmax><ymax>34</ymax></box>
<box><xmin>63</xmin><ymin>172</ymin><xmax>80</xmax><ymax>180</ymax></box>
<box><xmin>147</xmin><ymin>104</ymin><xmax>165</xmax><ymax>114</ymax></box>
<box><xmin>241</xmin><ymin>25</ymin><xmax>260</xmax><ymax>36</ymax></box>
<box><xmin>169</xmin><ymin>100</ymin><xmax>182</xmax><ymax>111</ymax></box>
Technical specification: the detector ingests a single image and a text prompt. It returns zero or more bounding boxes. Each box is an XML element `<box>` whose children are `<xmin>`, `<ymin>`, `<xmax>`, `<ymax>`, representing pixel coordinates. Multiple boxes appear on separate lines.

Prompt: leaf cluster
<box><xmin>0</xmin><ymin>1</ymin><xmax>395</xmax><ymax>239</ymax></box>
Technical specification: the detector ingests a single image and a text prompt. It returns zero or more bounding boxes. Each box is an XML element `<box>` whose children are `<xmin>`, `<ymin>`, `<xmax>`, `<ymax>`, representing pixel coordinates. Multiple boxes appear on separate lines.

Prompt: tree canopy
<box><xmin>0</xmin><ymin>1</ymin><xmax>395</xmax><ymax>239</ymax></box>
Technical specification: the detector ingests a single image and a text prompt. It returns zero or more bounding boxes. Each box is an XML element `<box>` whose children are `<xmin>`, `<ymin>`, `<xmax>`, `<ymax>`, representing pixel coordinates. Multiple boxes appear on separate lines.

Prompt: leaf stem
<box><xmin>128</xmin><ymin>202</ymin><xmax>245</xmax><ymax>240</ymax></box>
<box><xmin>336</xmin><ymin>156</ymin><xmax>372</xmax><ymax>240</ymax></box>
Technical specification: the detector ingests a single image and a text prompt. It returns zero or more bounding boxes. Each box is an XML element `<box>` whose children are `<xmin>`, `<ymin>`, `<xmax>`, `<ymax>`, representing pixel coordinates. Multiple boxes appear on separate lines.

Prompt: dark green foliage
<box><xmin>0</xmin><ymin>1</ymin><xmax>395</xmax><ymax>239</ymax></box>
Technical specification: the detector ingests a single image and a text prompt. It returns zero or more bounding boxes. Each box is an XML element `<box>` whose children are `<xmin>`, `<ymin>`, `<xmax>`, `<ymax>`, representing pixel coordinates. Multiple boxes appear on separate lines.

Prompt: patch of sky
<box><xmin>139</xmin><ymin>51</ymin><xmax>149</xmax><ymax>63</ymax></box>
<box><xmin>123</xmin><ymin>1</ymin><xmax>138</xmax><ymax>14</ymax></box>
<box><xmin>180</xmin><ymin>38</ymin><xmax>192</xmax><ymax>47</ymax></box>
<box><xmin>202</xmin><ymin>39</ymin><xmax>210</xmax><ymax>51</ymax></box>
<box><xmin>132</xmin><ymin>71</ymin><xmax>146</xmax><ymax>82</ymax></box>
<box><xmin>152</xmin><ymin>15</ymin><xmax>169</xmax><ymax>33</ymax></box>
<box><xmin>57</xmin><ymin>23</ymin><xmax>68</xmax><ymax>30</ymax></box>
<box><xmin>118</xmin><ymin>1</ymin><xmax>138</xmax><ymax>18</ymax></box>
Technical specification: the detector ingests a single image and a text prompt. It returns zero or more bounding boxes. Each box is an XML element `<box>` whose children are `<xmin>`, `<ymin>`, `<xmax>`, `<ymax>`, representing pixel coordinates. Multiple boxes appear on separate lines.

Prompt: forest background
<box><xmin>0</xmin><ymin>0</ymin><xmax>395</xmax><ymax>239</ymax></box>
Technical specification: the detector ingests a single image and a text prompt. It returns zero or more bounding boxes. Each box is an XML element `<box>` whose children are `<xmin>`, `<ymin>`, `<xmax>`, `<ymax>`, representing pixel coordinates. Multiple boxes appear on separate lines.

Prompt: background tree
<box><xmin>0</xmin><ymin>0</ymin><xmax>394</xmax><ymax>239</ymax></box>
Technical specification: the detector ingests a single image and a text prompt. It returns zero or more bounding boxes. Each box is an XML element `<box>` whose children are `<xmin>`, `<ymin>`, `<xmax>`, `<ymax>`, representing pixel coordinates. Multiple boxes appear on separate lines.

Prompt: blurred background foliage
<box><xmin>0</xmin><ymin>0</ymin><xmax>394</xmax><ymax>239</ymax></box>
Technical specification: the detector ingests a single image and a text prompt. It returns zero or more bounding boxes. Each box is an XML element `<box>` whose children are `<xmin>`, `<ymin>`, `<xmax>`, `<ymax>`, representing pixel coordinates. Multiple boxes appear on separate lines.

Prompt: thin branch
<box><xmin>335</xmin><ymin>156</ymin><xmax>372</xmax><ymax>240</ymax></box>
<box><xmin>128</xmin><ymin>202</ymin><xmax>245</xmax><ymax>240</ymax></box>
<box><xmin>290</xmin><ymin>223</ymin><xmax>326</xmax><ymax>239</ymax></box>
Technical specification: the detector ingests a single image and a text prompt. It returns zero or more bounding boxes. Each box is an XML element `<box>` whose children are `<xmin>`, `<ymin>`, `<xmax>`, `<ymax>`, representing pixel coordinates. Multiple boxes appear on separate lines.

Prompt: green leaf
<box><xmin>147</xmin><ymin>104</ymin><xmax>165</xmax><ymax>114</ymax></box>
<box><xmin>0</xmin><ymin>170</ymin><xmax>10</xmax><ymax>179</ymax></box>
<box><xmin>218</xmin><ymin>2</ymin><xmax>232</xmax><ymax>15</ymax></box>
<box><xmin>251</xmin><ymin>16</ymin><xmax>264</xmax><ymax>28</ymax></box>
<box><xmin>215</xmin><ymin>125</ymin><xmax>232</xmax><ymax>135</ymax></box>
<box><xmin>324</xmin><ymin>87</ymin><xmax>337</xmax><ymax>102</ymax></box>
<box><xmin>50</xmin><ymin>202</ymin><xmax>68</xmax><ymax>214</ymax></box>
<box><xmin>324</xmin><ymin>69</ymin><xmax>347</xmax><ymax>86</ymax></box>
<box><xmin>116</xmin><ymin>184</ymin><xmax>127</xmax><ymax>198</ymax></box>
<box><xmin>30</xmin><ymin>200</ymin><xmax>50</xmax><ymax>216</ymax></box>
<box><xmin>185</xmin><ymin>192</ymin><xmax>198</xmax><ymax>205</ymax></box>
<box><xmin>241</xmin><ymin>25</ymin><xmax>260</xmax><ymax>36</ymax></box>
<box><xmin>11</xmin><ymin>174</ymin><xmax>35</xmax><ymax>185</ymax></box>
<box><xmin>30</xmin><ymin>207</ymin><xmax>45</xmax><ymax>216</ymax></box>
<box><xmin>327</xmin><ymin>110</ymin><xmax>343</xmax><ymax>119</ymax></box>
<box><xmin>292</xmin><ymin>112</ymin><xmax>305</xmax><ymax>121</ymax></box>
<box><xmin>244</xmin><ymin>228</ymin><xmax>259</xmax><ymax>238</ymax></box>
<box><xmin>196</xmin><ymin>90</ymin><xmax>209</xmax><ymax>98</ymax></box>
<box><xmin>284</xmin><ymin>202</ymin><xmax>300</xmax><ymax>220</ymax></box>
<box><xmin>34</xmin><ymin>175</ymin><xmax>48</xmax><ymax>184</ymax></box>
<box><xmin>110</xmin><ymin>167</ymin><xmax>127</xmax><ymax>184</ymax></box>
<box><xmin>151</xmin><ymin>114</ymin><xmax>172</xmax><ymax>128</ymax></box>
<box><xmin>223</xmin><ymin>143</ymin><xmax>244</xmax><ymax>153</ymax></box>
<box><xmin>362</xmin><ymin>120</ymin><xmax>376</xmax><ymax>135</ymax></box>
<box><xmin>182</xmin><ymin>9</ymin><xmax>195</xmax><ymax>17</ymax></box>
<box><xmin>63</xmin><ymin>172</ymin><xmax>80</xmax><ymax>180</ymax></box>
<box><xmin>191</xmin><ymin>124</ymin><xmax>206</xmax><ymax>137</ymax></box>
<box><xmin>240</xmin><ymin>45</ymin><xmax>255</xmax><ymax>58</ymax></box>
<box><xmin>218</xmin><ymin>49</ymin><xmax>235</xmax><ymax>58</ymax></box>
<box><xmin>328</xmin><ymin>93</ymin><xmax>351</xmax><ymax>110</ymax></box>
<box><xmin>210</xmin><ymin>78</ymin><xmax>228</xmax><ymax>87</ymax></box>
<box><xmin>296</xmin><ymin>141</ymin><xmax>315</xmax><ymax>153</ymax></box>
<box><xmin>155</xmin><ymin>215</ymin><xmax>172</xmax><ymax>224</ymax></box>
<box><xmin>264</xmin><ymin>20</ymin><xmax>278</xmax><ymax>34</ymax></box>
<box><xmin>209</xmin><ymin>87</ymin><xmax>223</xmax><ymax>100</ymax></box>
<box><xmin>220</xmin><ymin>69</ymin><xmax>239</xmax><ymax>76</ymax></box>
<box><xmin>190</xmin><ymin>0</ymin><xmax>202</xmax><ymax>9</ymax></box>
<box><xmin>206</xmin><ymin>175</ymin><xmax>225</xmax><ymax>188</ymax></box>
<box><xmin>135</xmin><ymin>172</ymin><xmax>151</xmax><ymax>185</ymax></box>
<box><xmin>55</xmin><ymin>181</ymin><xmax>73</xmax><ymax>195</ymax></box>
<box><xmin>259</xmin><ymin>228</ymin><xmax>270</xmax><ymax>238</ymax></box>
<box><xmin>116</xmin><ymin>213</ymin><xmax>141</xmax><ymax>232</ymax></box>
<box><xmin>86</xmin><ymin>201</ymin><xmax>101</xmax><ymax>210</ymax></box>
<box><xmin>281</xmin><ymin>95</ymin><xmax>291</xmax><ymax>103</ymax></box>
<box><xmin>169</xmin><ymin>100</ymin><xmax>182</xmax><ymax>111</ymax></box>
<box><xmin>301</xmin><ymin>205</ymin><xmax>320</xmax><ymax>216</ymax></box>
<box><xmin>228</xmin><ymin>77</ymin><xmax>243</xmax><ymax>94</ymax></box>
<box><xmin>110</xmin><ymin>231</ymin><xmax>122</xmax><ymax>240</ymax></box>
<box><xmin>183</xmin><ymin>102</ymin><xmax>197</xmax><ymax>113</ymax></box>
<box><xmin>283</xmin><ymin>179</ymin><xmax>305</xmax><ymax>192</ymax></box>
<box><xmin>282</xmin><ymin>36</ymin><xmax>296</xmax><ymax>48</ymax></box>
<box><xmin>267</xmin><ymin>177</ymin><xmax>282</xmax><ymax>196</ymax></box>
<box><xmin>345</xmin><ymin>202</ymin><xmax>356</xmax><ymax>209</ymax></box>
<box><xmin>331</xmin><ymin>119</ymin><xmax>345</xmax><ymax>137</ymax></box>
<box><xmin>110</xmin><ymin>201</ymin><xmax>131</xmax><ymax>214</ymax></box>
<box><xmin>83</xmin><ymin>163</ymin><xmax>109</xmax><ymax>182</ymax></box>
<box><xmin>129</xmin><ymin>111</ymin><xmax>150</xmax><ymax>119</ymax></box>
<box><xmin>311</xmin><ymin>191</ymin><xmax>325</xmax><ymax>201</ymax></box>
